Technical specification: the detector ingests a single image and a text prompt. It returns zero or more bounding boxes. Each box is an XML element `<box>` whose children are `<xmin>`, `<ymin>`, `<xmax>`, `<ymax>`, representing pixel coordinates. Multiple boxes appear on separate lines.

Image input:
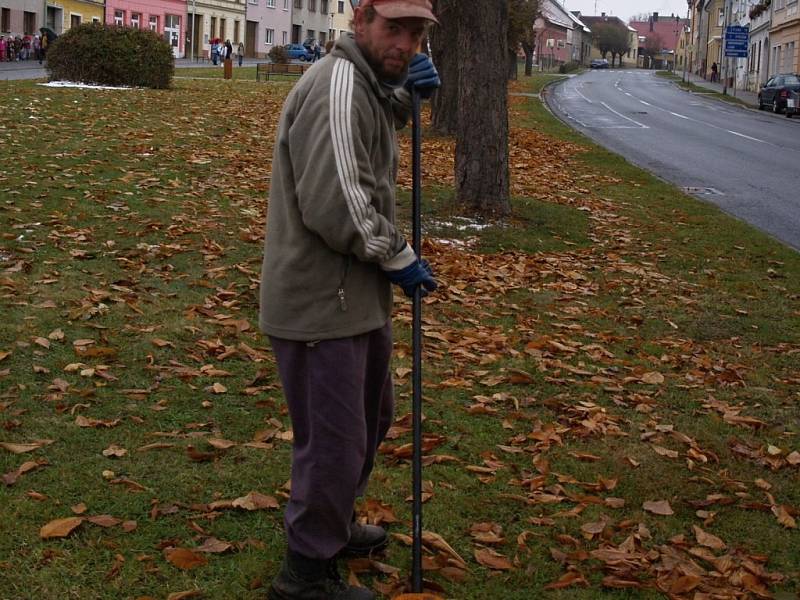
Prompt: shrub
<box><xmin>268</xmin><ymin>45</ymin><xmax>289</xmax><ymax>64</ymax></box>
<box><xmin>46</xmin><ymin>23</ymin><xmax>174</xmax><ymax>89</ymax></box>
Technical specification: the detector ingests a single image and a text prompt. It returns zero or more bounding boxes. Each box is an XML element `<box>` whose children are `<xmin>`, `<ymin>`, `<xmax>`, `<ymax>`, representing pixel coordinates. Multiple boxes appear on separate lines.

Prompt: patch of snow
<box><xmin>39</xmin><ymin>81</ymin><xmax>135</xmax><ymax>90</ymax></box>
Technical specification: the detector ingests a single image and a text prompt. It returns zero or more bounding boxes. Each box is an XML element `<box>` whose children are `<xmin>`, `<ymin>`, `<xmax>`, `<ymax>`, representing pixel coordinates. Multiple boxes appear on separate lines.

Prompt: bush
<box><xmin>558</xmin><ymin>61</ymin><xmax>581</xmax><ymax>74</ymax></box>
<box><xmin>268</xmin><ymin>45</ymin><xmax>289</xmax><ymax>64</ymax></box>
<box><xmin>46</xmin><ymin>23</ymin><xmax>174</xmax><ymax>89</ymax></box>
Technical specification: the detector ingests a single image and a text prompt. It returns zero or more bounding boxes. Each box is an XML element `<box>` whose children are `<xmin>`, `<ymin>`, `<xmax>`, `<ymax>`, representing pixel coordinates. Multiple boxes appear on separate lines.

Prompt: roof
<box><xmin>541</xmin><ymin>0</ymin><xmax>574</xmax><ymax>30</ymax></box>
<box><xmin>567</xmin><ymin>11</ymin><xmax>591</xmax><ymax>33</ymax></box>
<box><xmin>579</xmin><ymin>14</ymin><xmax>629</xmax><ymax>30</ymax></box>
<box><xmin>629</xmin><ymin>18</ymin><xmax>689</xmax><ymax>52</ymax></box>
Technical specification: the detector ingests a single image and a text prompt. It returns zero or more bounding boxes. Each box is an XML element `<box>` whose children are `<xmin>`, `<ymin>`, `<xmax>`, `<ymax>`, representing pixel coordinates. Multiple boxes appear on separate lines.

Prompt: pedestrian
<box><xmin>33</xmin><ymin>34</ymin><xmax>41</xmax><ymax>63</ymax></box>
<box><xmin>237</xmin><ymin>41</ymin><xmax>245</xmax><ymax>66</ymax></box>
<box><xmin>0</xmin><ymin>37</ymin><xmax>6</xmax><ymax>63</ymax></box>
<box><xmin>225</xmin><ymin>39</ymin><xmax>233</xmax><ymax>63</ymax></box>
<box><xmin>710</xmin><ymin>62</ymin><xmax>718</xmax><ymax>82</ymax></box>
<box><xmin>211</xmin><ymin>40</ymin><xmax>219</xmax><ymax>65</ymax></box>
<box><xmin>258</xmin><ymin>0</ymin><xmax>440</xmax><ymax>598</ymax></box>
<box><xmin>313</xmin><ymin>40</ymin><xmax>321</xmax><ymax>62</ymax></box>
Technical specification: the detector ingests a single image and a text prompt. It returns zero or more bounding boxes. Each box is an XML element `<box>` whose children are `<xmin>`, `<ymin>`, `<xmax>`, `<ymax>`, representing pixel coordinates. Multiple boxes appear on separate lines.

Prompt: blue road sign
<box><xmin>725</xmin><ymin>25</ymin><xmax>749</xmax><ymax>57</ymax></box>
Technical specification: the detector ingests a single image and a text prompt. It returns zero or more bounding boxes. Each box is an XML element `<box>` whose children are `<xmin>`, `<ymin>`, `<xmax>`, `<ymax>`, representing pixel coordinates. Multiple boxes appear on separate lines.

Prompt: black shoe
<box><xmin>268</xmin><ymin>550</ymin><xmax>375</xmax><ymax>600</ymax></box>
<box><xmin>342</xmin><ymin>522</ymin><xmax>388</xmax><ymax>556</ymax></box>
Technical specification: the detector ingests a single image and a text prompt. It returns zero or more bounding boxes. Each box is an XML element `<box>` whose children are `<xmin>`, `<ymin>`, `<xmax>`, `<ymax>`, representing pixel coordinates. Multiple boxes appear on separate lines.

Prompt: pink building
<box><xmin>105</xmin><ymin>0</ymin><xmax>186</xmax><ymax>57</ymax></box>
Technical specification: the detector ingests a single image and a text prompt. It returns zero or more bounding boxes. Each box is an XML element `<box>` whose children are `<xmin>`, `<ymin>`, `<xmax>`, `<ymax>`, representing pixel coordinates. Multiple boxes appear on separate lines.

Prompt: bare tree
<box><xmin>455</xmin><ymin>0</ymin><xmax>510</xmax><ymax>217</ymax></box>
<box><xmin>592</xmin><ymin>22</ymin><xmax>630</xmax><ymax>67</ymax></box>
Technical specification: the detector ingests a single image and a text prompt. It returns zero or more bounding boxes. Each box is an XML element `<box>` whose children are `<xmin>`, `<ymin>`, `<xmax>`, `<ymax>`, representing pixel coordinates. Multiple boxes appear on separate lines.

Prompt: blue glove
<box><xmin>404</xmin><ymin>53</ymin><xmax>441</xmax><ymax>99</ymax></box>
<box><xmin>385</xmin><ymin>259</ymin><xmax>438</xmax><ymax>298</ymax></box>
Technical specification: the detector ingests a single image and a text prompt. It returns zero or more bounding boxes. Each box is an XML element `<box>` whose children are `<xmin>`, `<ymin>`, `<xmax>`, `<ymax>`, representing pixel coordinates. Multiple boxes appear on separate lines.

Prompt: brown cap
<box><xmin>359</xmin><ymin>0</ymin><xmax>439</xmax><ymax>24</ymax></box>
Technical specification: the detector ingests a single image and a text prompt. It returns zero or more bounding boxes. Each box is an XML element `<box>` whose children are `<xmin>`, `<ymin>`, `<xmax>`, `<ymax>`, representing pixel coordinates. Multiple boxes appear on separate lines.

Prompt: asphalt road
<box><xmin>545</xmin><ymin>70</ymin><xmax>800</xmax><ymax>250</ymax></box>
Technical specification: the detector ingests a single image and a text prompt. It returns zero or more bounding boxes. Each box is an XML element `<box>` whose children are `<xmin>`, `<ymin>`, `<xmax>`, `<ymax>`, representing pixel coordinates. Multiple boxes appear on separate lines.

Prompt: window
<box><xmin>282</xmin><ymin>31</ymin><xmax>287</xmax><ymax>44</ymax></box>
<box><xmin>234</xmin><ymin>20</ymin><xmax>240</xmax><ymax>43</ymax></box>
<box><xmin>210</xmin><ymin>16</ymin><xmax>217</xmax><ymax>38</ymax></box>
<box><xmin>309</xmin><ymin>0</ymin><xmax>317</xmax><ymax>11</ymax></box>
<box><xmin>92</xmin><ymin>17</ymin><xmax>100</xmax><ymax>23</ymax></box>
<box><xmin>149</xmin><ymin>15</ymin><xmax>158</xmax><ymax>31</ymax></box>
<box><xmin>1</xmin><ymin>8</ymin><xmax>9</xmax><ymax>33</ymax></box>
<box><xmin>265</xmin><ymin>28</ymin><xmax>274</xmax><ymax>44</ymax></box>
<box><xmin>267</xmin><ymin>0</ymin><xmax>275</xmax><ymax>6</ymax></box>
<box><xmin>219</xmin><ymin>18</ymin><xmax>226</xmax><ymax>39</ymax></box>
<box><xmin>295</xmin><ymin>0</ymin><xmax>302</xmax><ymax>8</ymax></box>
<box><xmin>307</xmin><ymin>29</ymin><xmax>315</xmax><ymax>41</ymax></box>
<box><xmin>70</xmin><ymin>14</ymin><xmax>81</xmax><ymax>28</ymax></box>
<box><xmin>338</xmin><ymin>0</ymin><xmax>345</xmax><ymax>13</ymax></box>
<box><xmin>114</xmin><ymin>10</ymin><xmax>124</xmax><ymax>26</ymax></box>
<box><xmin>284</xmin><ymin>0</ymin><xmax>290</xmax><ymax>9</ymax></box>
<box><xmin>321</xmin><ymin>0</ymin><xmax>329</xmax><ymax>13</ymax></box>
<box><xmin>24</xmin><ymin>11</ymin><xmax>36</xmax><ymax>34</ymax></box>
<box><xmin>718</xmin><ymin>8</ymin><xmax>724</xmax><ymax>26</ymax></box>
<box><xmin>131</xmin><ymin>13</ymin><xmax>140</xmax><ymax>29</ymax></box>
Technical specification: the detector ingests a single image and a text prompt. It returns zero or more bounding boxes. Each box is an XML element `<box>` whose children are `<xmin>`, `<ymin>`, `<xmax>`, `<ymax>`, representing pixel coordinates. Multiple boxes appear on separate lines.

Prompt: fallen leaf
<box><xmin>474</xmin><ymin>547</ymin><xmax>514</xmax><ymax>570</ymax></box>
<box><xmin>102</xmin><ymin>444</ymin><xmax>128</xmax><ymax>458</ymax></box>
<box><xmin>165</xmin><ymin>547</ymin><xmax>208</xmax><ymax>570</ymax></box>
<box><xmin>643</xmin><ymin>500</ymin><xmax>673</xmax><ymax>516</ymax></box>
<box><xmin>640</xmin><ymin>372</ymin><xmax>664</xmax><ymax>385</ymax></box>
<box><xmin>231</xmin><ymin>491</ymin><xmax>280</xmax><ymax>511</ymax></box>
<box><xmin>40</xmin><ymin>517</ymin><xmax>83</xmax><ymax>539</ymax></box>
<box><xmin>196</xmin><ymin>537</ymin><xmax>234</xmax><ymax>553</ymax></box>
<box><xmin>0</xmin><ymin>440</ymin><xmax>53</xmax><ymax>454</ymax></box>
<box><xmin>693</xmin><ymin>525</ymin><xmax>726</xmax><ymax>550</ymax></box>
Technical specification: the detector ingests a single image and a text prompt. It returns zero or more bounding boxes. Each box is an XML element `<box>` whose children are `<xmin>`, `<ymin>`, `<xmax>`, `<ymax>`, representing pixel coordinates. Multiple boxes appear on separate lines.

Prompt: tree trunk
<box><xmin>522</xmin><ymin>42</ymin><xmax>534</xmax><ymax>76</ymax></box>
<box><xmin>430</xmin><ymin>0</ymin><xmax>459</xmax><ymax>136</ymax></box>
<box><xmin>508</xmin><ymin>50</ymin><xmax>518</xmax><ymax>80</ymax></box>
<box><xmin>455</xmin><ymin>0</ymin><xmax>510</xmax><ymax>217</ymax></box>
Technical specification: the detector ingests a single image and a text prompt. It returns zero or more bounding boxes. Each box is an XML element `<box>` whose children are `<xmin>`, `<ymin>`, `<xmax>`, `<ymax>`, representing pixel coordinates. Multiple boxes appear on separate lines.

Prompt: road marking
<box><xmin>670</xmin><ymin>112</ymin><xmax>690</xmax><ymax>119</ymax></box>
<box><xmin>575</xmin><ymin>85</ymin><xmax>594</xmax><ymax>104</ymax></box>
<box><xmin>639</xmin><ymin>100</ymin><xmax>652</xmax><ymax>106</ymax></box>
<box><xmin>600</xmin><ymin>102</ymin><xmax>649</xmax><ymax>128</ymax></box>
<box><xmin>727</xmin><ymin>130</ymin><xmax>767</xmax><ymax>143</ymax></box>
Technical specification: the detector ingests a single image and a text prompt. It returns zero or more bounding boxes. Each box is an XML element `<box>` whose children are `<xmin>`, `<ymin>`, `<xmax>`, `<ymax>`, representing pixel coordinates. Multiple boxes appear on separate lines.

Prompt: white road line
<box><xmin>575</xmin><ymin>85</ymin><xmax>594</xmax><ymax>104</ymax></box>
<box><xmin>600</xmin><ymin>102</ymin><xmax>649</xmax><ymax>128</ymax></box>
<box><xmin>640</xmin><ymin>100</ymin><xmax>652</xmax><ymax>106</ymax></box>
<box><xmin>727</xmin><ymin>130</ymin><xmax>767</xmax><ymax>143</ymax></box>
<box><xmin>670</xmin><ymin>112</ymin><xmax>690</xmax><ymax>119</ymax></box>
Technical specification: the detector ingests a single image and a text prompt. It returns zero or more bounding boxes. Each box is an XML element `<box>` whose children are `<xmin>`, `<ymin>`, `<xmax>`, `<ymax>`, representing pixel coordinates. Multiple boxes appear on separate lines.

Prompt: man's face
<box><xmin>354</xmin><ymin>11</ymin><xmax>427</xmax><ymax>82</ymax></box>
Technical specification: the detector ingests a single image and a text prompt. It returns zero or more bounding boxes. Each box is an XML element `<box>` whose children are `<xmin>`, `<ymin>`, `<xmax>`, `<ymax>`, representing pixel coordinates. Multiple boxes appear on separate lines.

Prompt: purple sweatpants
<box><xmin>269</xmin><ymin>323</ymin><xmax>394</xmax><ymax>559</ymax></box>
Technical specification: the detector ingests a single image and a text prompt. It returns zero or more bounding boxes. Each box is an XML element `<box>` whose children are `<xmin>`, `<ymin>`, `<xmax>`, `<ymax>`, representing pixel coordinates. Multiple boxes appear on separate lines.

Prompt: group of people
<box><xmin>0</xmin><ymin>34</ymin><xmax>42</xmax><ymax>63</ymax></box>
<box><xmin>0</xmin><ymin>29</ymin><xmax>52</xmax><ymax>65</ymax></box>
<box><xmin>210</xmin><ymin>38</ymin><xmax>246</xmax><ymax>66</ymax></box>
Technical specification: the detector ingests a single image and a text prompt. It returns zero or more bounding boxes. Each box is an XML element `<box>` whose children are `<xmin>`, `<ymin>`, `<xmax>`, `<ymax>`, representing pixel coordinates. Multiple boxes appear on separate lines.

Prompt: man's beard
<box><xmin>364</xmin><ymin>46</ymin><xmax>409</xmax><ymax>85</ymax></box>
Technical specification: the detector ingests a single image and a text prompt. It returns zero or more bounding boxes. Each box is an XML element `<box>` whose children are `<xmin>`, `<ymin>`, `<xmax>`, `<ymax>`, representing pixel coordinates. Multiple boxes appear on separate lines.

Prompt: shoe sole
<box><xmin>339</xmin><ymin>537</ymin><xmax>389</xmax><ymax>557</ymax></box>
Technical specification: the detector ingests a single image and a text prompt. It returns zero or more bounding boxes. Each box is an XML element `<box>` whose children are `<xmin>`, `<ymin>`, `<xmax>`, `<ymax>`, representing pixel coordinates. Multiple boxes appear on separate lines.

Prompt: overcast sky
<box><xmin>563</xmin><ymin>0</ymin><xmax>690</xmax><ymax>21</ymax></box>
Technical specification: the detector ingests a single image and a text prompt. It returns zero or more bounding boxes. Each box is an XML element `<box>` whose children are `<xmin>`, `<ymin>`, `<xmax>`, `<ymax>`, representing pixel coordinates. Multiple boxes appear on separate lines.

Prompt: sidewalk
<box><xmin>682</xmin><ymin>71</ymin><xmax>760</xmax><ymax>108</ymax></box>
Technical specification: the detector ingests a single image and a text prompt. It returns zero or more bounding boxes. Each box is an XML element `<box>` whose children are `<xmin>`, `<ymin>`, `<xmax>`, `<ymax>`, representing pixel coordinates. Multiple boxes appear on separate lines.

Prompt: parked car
<box><xmin>284</xmin><ymin>43</ymin><xmax>314</xmax><ymax>61</ymax></box>
<box><xmin>758</xmin><ymin>73</ymin><xmax>800</xmax><ymax>113</ymax></box>
<box><xmin>590</xmin><ymin>59</ymin><xmax>609</xmax><ymax>69</ymax></box>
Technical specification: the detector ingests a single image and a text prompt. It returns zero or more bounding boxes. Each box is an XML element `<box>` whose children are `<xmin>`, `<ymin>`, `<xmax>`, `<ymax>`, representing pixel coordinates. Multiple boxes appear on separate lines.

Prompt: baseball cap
<box><xmin>358</xmin><ymin>0</ymin><xmax>439</xmax><ymax>24</ymax></box>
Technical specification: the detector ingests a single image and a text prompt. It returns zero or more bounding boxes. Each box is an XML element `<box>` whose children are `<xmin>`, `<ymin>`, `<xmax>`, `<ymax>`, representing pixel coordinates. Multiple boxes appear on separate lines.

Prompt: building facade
<box><xmin>105</xmin><ymin>0</ymin><xmax>187</xmax><ymax>57</ymax></box>
<box><xmin>630</xmin><ymin>14</ymin><xmax>690</xmax><ymax>70</ymax></box>
<box><xmin>290</xmin><ymin>0</ymin><xmax>328</xmax><ymax>45</ymax></box>
<box><xmin>245</xmin><ymin>0</ymin><xmax>291</xmax><ymax>58</ymax></box>
<box><xmin>45</xmin><ymin>0</ymin><xmax>103</xmax><ymax>34</ymax></box>
<box><xmin>749</xmin><ymin>0</ymin><xmax>773</xmax><ymax>90</ymax></box>
<box><xmin>184</xmin><ymin>0</ymin><xmax>246</xmax><ymax>59</ymax></box>
<box><xmin>328</xmin><ymin>0</ymin><xmax>350</xmax><ymax>43</ymax></box>
<box><xmin>1</xmin><ymin>0</ymin><xmax>44</xmax><ymax>38</ymax></box>
<box><xmin>769</xmin><ymin>0</ymin><xmax>800</xmax><ymax>75</ymax></box>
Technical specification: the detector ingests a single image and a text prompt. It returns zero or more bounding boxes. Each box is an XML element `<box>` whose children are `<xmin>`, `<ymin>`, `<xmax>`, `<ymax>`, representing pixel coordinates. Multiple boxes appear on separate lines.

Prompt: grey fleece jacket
<box><xmin>259</xmin><ymin>34</ymin><xmax>417</xmax><ymax>341</ymax></box>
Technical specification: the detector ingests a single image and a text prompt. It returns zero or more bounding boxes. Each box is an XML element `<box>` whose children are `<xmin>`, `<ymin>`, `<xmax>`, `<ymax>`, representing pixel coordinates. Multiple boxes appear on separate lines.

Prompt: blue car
<box><xmin>285</xmin><ymin>43</ymin><xmax>314</xmax><ymax>61</ymax></box>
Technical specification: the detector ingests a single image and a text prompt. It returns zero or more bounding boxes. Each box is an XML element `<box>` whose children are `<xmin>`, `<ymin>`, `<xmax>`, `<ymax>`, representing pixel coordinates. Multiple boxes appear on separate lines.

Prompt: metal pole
<box><xmin>722</xmin><ymin>0</ymin><xmax>730</xmax><ymax>94</ymax></box>
<box><xmin>190</xmin><ymin>0</ymin><xmax>196</xmax><ymax>61</ymax></box>
<box><xmin>410</xmin><ymin>88</ymin><xmax>423</xmax><ymax>595</ymax></box>
<box><xmin>683</xmin><ymin>6</ymin><xmax>689</xmax><ymax>83</ymax></box>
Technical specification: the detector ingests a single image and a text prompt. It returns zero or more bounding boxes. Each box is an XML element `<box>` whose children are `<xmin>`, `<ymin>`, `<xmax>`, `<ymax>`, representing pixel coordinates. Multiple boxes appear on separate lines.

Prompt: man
<box><xmin>259</xmin><ymin>1</ymin><xmax>440</xmax><ymax>598</ymax></box>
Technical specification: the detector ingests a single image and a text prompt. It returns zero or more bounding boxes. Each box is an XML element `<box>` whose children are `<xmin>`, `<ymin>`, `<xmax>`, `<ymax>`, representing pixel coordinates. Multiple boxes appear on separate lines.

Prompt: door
<box><xmin>246</xmin><ymin>21</ymin><xmax>257</xmax><ymax>57</ymax></box>
<box><xmin>164</xmin><ymin>14</ymin><xmax>181</xmax><ymax>58</ymax></box>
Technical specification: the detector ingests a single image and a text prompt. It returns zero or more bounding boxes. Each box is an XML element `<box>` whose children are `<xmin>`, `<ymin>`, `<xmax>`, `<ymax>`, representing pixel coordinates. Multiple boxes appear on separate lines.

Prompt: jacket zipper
<box><xmin>337</xmin><ymin>257</ymin><xmax>350</xmax><ymax>312</ymax></box>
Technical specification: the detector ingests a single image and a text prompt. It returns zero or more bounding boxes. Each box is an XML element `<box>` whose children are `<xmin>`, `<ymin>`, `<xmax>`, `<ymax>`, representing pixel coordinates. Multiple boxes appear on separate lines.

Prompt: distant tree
<box><xmin>629</xmin><ymin>12</ymin><xmax>652</xmax><ymax>22</ymax></box>
<box><xmin>508</xmin><ymin>0</ymin><xmax>539</xmax><ymax>78</ymax></box>
<box><xmin>640</xmin><ymin>33</ymin><xmax>664</xmax><ymax>68</ymax></box>
<box><xmin>593</xmin><ymin>22</ymin><xmax>630</xmax><ymax>67</ymax></box>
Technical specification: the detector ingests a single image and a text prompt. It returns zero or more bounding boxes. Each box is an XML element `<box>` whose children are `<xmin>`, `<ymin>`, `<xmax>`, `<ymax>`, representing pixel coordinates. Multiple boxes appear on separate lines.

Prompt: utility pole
<box><xmin>190</xmin><ymin>0</ymin><xmax>196</xmax><ymax>61</ymax></box>
<box><xmin>722</xmin><ymin>0</ymin><xmax>731</xmax><ymax>94</ymax></box>
<box><xmin>683</xmin><ymin>4</ymin><xmax>690</xmax><ymax>83</ymax></box>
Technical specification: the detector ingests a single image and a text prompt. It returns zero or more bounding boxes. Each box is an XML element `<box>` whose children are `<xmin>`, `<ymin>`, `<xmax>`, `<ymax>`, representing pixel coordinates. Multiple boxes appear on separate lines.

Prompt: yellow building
<box><xmin>770</xmin><ymin>0</ymin><xmax>800</xmax><ymax>75</ymax></box>
<box><xmin>45</xmin><ymin>0</ymin><xmax>104</xmax><ymax>33</ymax></box>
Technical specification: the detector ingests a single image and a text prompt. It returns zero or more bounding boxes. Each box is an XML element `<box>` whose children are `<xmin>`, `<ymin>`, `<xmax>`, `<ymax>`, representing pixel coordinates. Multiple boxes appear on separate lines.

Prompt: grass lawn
<box><xmin>655</xmin><ymin>70</ymin><xmax>755</xmax><ymax>108</ymax></box>
<box><xmin>0</xmin><ymin>73</ymin><xmax>798</xmax><ymax>600</ymax></box>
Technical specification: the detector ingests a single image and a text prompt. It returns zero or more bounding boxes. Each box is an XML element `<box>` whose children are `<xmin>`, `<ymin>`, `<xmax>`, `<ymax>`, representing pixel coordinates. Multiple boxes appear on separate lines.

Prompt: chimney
<box><xmin>653</xmin><ymin>12</ymin><xmax>659</xmax><ymax>21</ymax></box>
<box><xmin>601</xmin><ymin>12</ymin><xmax>606</xmax><ymax>17</ymax></box>
<box><xmin>650</xmin><ymin>17</ymin><xmax>654</xmax><ymax>32</ymax></box>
